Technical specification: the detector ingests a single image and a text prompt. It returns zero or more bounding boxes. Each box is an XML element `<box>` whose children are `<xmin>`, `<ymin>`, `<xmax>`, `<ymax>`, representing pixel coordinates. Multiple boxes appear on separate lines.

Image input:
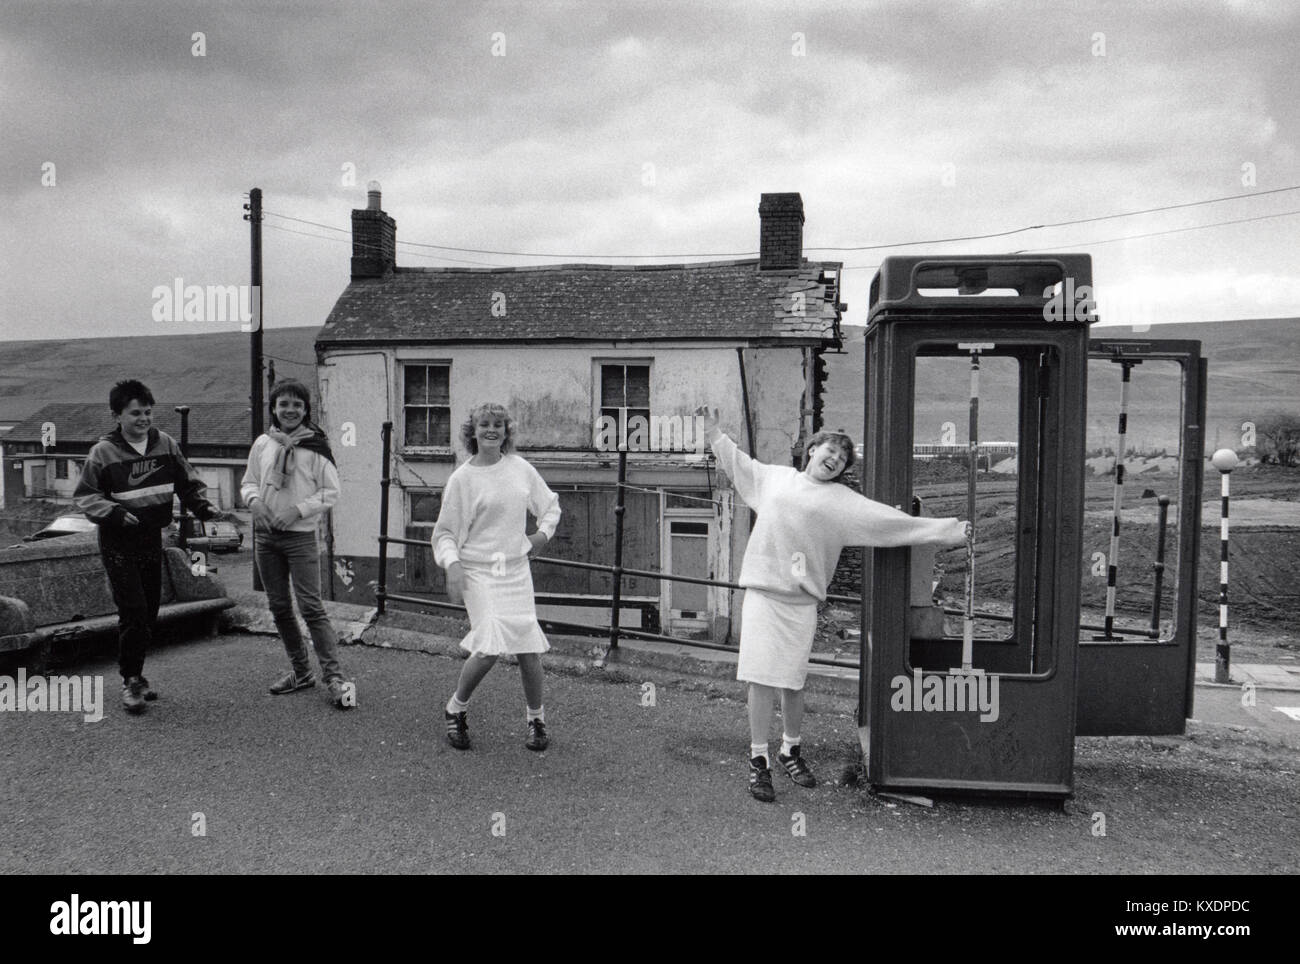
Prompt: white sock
<box><xmin>527</xmin><ymin>705</ymin><xmax>545</xmax><ymax>723</ymax></box>
<box><xmin>750</xmin><ymin>743</ymin><xmax>769</xmax><ymax>763</ymax></box>
<box><xmin>781</xmin><ymin>734</ymin><xmax>800</xmax><ymax>757</ymax></box>
<box><xmin>447</xmin><ymin>694</ymin><xmax>468</xmax><ymax>715</ymax></box>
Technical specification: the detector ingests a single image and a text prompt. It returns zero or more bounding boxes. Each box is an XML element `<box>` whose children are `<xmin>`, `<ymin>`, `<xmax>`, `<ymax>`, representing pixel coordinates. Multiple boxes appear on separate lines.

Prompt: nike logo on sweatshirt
<box><xmin>128</xmin><ymin>459</ymin><xmax>163</xmax><ymax>486</ymax></box>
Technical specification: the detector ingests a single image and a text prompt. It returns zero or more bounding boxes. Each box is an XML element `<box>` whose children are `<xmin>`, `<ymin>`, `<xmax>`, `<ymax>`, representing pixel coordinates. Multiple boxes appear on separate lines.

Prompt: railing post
<box><xmin>175</xmin><ymin>405</ymin><xmax>191</xmax><ymax>551</ymax></box>
<box><xmin>609</xmin><ymin>449</ymin><xmax>627</xmax><ymax>650</ymax></box>
<box><xmin>1150</xmin><ymin>494</ymin><xmax>1170</xmax><ymax>633</ymax></box>
<box><xmin>377</xmin><ymin>421</ymin><xmax>393</xmax><ymax>615</ymax></box>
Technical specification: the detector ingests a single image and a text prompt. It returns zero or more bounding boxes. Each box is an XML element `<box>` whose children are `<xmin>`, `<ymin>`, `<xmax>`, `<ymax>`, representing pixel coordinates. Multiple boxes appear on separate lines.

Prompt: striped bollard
<box><xmin>1211</xmin><ymin>448</ymin><xmax>1239</xmax><ymax>683</ymax></box>
<box><xmin>1096</xmin><ymin>360</ymin><xmax>1136</xmax><ymax>639</ymax></box>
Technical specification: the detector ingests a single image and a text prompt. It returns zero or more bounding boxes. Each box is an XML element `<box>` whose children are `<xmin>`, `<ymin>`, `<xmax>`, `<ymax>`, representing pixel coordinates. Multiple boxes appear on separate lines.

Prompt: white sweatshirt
<box><xmin>240</xmin><ymin>434</ymin><xmax>340</xmax><ymax>532</ymax></box>
<box><xmin>711</xmin><ymin>432</ymin><xmax>967</xmax><ymax>602</ymax></box>
<box><xmin>432</xmin><ymin>454</ymin><xmax>562</xmax><ymax>568</ymax></box>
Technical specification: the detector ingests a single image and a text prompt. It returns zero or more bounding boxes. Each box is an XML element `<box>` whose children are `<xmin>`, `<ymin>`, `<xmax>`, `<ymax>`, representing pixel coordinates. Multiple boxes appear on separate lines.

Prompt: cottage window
<box><xmin>403</xmin><ymin>364</ymin><xmax>451</xmax><ymax>448</ymax></box>
<box><xmin>599</xmin><ymin>363</ymin><xmax>650</xmax><ymax>427</ymax></box>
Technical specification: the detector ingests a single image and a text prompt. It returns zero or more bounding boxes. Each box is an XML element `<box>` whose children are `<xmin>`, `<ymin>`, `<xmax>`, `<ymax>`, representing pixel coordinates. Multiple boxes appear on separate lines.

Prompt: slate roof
<box><xmin>318</xmin><ymin>259</ymin><xmax>843</xmax><ymax>346</ymax></box>
<box><xmin>4</xmin><ymin>402</ymin><xmax>254</xmax><ymax>448</ymax></box>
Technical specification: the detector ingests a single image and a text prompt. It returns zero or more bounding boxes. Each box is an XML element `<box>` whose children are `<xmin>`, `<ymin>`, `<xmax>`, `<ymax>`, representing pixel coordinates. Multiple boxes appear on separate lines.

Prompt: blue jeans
<box><xmin>254</xmin><ymin>528</ymin><xmax>343</xmax><ymax>683</ymax></box>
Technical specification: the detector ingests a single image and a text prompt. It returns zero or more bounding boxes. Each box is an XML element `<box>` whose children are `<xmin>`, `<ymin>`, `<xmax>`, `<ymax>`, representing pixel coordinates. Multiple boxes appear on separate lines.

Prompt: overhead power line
<box><xmin>1014</xmin><ymin>208</ymin><xmax>1300</xmax><ymax>253</ymax></box>
<box><xmin>814</xmin><ymin>185</ymin><xmax>1300</xmax><ymax>253</ymax></box>
<box><xmin>263</xmin><ymin>222</ymin><xmax>507</xmax><ymax>267</ymax></box>
<box><xmin>261</xmin><ymin>183</ymin><xmax>1300</xmax><ymax>263</ymax></box>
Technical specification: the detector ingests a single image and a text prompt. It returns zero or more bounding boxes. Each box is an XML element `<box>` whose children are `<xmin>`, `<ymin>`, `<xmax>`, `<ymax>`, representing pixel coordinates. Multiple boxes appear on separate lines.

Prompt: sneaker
<box><xmin>445</xmin><ymin>710</ymin><xmax>471</xmax><ymax>750</ymax></box>
<box><xmin>749</xmin><ymin>756</ymin><xmax>776</xmax><ymax>803</ymax></box>
<box><xmin>328</xmin><ymin>679</ymin><xmax>355</xmax><ymax>710</ymax></box>
<box><xmin>138</xmin><ymin>676</ymin><xmax>159</xmax><ymax>702</ymax></box>
<box><xmin>778</xmin><ymin>746</ymin><xmax>817</xmax><ymax>788</ymax></box>
<box><xmin>269</xmin><ymin>671</ymin><xmax>316</xmax><ymax>695</ymax></box>
<box><xmin>525</xmin><ymin>718</ymin><xmax>549</xmax><ymax>752</ymax></box>
<box><xmin>122</xmin><ymin>677</ymin><xmax>147</xmax><ymax>715</ymax></box>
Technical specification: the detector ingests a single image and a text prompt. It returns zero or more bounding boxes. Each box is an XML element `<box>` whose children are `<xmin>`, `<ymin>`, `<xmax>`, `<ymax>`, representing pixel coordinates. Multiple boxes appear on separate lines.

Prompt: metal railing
<box><xmin>371</xmin><ymin>422</ymin><xmax>1168</xmax><ymax>672</ymax></box>
<box><xmin>372</xmin><ymin>422</ymin><xmax>863</xmax><ymax>669</ymax></box>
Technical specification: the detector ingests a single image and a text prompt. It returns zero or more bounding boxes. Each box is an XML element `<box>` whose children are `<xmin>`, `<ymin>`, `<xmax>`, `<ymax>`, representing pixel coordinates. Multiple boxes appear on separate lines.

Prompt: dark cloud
<box><xmin>0</xmin><ymin>0</ymin><xmax>1296</xmax><ymax>339</ymax></box>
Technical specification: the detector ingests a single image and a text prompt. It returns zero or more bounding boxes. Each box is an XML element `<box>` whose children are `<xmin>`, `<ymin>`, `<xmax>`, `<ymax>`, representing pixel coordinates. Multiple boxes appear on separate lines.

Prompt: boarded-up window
<box><xmin>536</xmin><ymin>486</ymin><xmax>660</xmax><ymax>597</ymax></box>
<box><xmin>403</xmin><ymin>364</ymin><xmax>451</xmax><ymax>447</ymax></box>
<box><xmin>404</xmin><ymin>490</ymin><xmax>443</xmax><ymax>592</ymax></box>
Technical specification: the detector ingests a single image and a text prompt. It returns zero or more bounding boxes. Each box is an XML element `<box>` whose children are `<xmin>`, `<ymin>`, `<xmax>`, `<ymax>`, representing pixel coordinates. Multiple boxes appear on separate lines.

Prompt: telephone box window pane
<box><xmin>1082</xmin><ymin>356</ymin><xmax>1184</xmax><ymax>641</ymax></box>
<box><xmin>911</xmin><ymin>353</ymin><xmax>1022</xmax><ymax>653</ymax></box>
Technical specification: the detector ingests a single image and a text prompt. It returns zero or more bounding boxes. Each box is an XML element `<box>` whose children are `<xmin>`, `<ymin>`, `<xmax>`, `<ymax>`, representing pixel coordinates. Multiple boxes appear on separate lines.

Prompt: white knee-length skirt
<box><xmin>459</xmin><ymin>556</ymin><xmax>550</xmax><ymax>657</ymax></box>
<box><xmin>736</xmin><ymin>589</ymin><xmax>820</xmax><ymax>690</ymax></box>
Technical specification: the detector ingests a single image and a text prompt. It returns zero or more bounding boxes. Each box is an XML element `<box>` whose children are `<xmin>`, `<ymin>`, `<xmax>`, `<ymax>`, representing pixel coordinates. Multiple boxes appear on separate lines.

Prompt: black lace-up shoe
<box><xmin>122</xmin><ymin>677</ymin><xmax>147</xmax><ymax>714</ymax></box>
<box><xmin>445</xmin><ymin>710</ymin><xmax>471</xmax><ymax>750</ymax></box>
<box><xmin>778</xmin><ymin>745</ymin><xmax>817</xmax><ymax>788</ymax></box>
<box><xmin>749</xmin><ymin>756</ymin><xmax>776</xmax><ymax>803</ymax></box>
<box><xmin>525</xmin><ymin>718</ymin><xmax>549</xmax><ymax>752</ymax></box>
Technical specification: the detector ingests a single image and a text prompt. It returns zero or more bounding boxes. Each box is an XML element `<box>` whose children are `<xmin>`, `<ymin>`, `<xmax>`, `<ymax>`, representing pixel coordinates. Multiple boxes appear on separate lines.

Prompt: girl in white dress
<box><xmin>433</xmin><ymin>403</ymin><xmax>561</xmax><ymax>752</ymax></box>
<box><xmin>700</xmin><ymin>407</ymin><xmax>970</xmax><ymax>802</ymax></box>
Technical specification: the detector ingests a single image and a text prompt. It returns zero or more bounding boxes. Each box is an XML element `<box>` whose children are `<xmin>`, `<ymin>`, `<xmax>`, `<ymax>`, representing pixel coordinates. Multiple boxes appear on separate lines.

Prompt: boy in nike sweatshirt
<box><xmin>74</xmin><ymin>379</ymin><xmax>217</xmax><ymax>714</ymax></box>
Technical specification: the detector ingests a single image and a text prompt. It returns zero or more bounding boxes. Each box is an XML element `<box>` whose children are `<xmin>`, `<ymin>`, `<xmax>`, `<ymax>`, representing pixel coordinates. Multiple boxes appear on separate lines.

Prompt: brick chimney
<box><xmin>351</xmin><ymin>181</ymin><xmax>396</xmax><ymax>279</ymax></box>
<box><xmin>758</xmin><ymin>192</ymin><xmax>804</xmax><ymax>270</ymax></box>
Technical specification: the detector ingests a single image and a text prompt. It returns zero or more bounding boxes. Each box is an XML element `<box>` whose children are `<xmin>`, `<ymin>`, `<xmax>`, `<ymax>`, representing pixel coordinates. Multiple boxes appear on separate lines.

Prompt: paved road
<box><xmin>2</xmin><ymin>632</ymin><xmax>1298</xmax><ymax>874</ymax></box>
<box><xmin>1191</xmin><ymin>684</ymin><xmax>1300</xmax><ymax>739</ymax></box>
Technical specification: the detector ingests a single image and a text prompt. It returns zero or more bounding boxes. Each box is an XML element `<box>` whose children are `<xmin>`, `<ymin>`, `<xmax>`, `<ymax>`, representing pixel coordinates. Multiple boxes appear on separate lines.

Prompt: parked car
<box><xmin>23</xmin><ymin>513</ymin><xmax>97</xmax><ymax>542</ymax></box>
<box><xmin>170</xmin><ymin>517</ymin><xmax>244</xmax><ymax>553</ymax></box>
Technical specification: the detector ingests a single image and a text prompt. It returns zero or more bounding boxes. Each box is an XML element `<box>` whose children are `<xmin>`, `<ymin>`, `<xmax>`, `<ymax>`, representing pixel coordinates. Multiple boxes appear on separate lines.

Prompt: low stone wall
<box><xmin>0</xmin><ymin>530</ymin><xmax>227</xmax><ymax>648</ymax></box>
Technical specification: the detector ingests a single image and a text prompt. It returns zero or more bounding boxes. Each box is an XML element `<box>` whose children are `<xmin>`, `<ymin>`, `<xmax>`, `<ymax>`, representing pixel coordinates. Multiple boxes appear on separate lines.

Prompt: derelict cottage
<box><xmin>316</xmin><ymin>188</ymin><xmax>843</xmax><ymax>642</ymax></box>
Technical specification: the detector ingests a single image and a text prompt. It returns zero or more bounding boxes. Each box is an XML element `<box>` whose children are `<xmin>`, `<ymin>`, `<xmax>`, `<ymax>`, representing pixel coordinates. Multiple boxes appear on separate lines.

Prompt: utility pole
<box><xmin>244</xmin><ymin>188</ymin><xmax>264</xmax><ymax>441</ymax></box>
<box><xmin>244</xmin><ymin>188</ymin><xmax>264</xmax><ymax>592</ymax></box>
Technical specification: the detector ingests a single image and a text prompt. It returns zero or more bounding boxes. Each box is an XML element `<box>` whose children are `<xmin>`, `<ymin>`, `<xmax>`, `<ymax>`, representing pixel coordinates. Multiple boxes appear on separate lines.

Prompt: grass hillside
<box><xmin>1</xmin><ymin>318</ymin><xmax>1297</xmax><ymax>458</ymax></box>
<box><xmin>825</xmin><ymin>317</ymin><xmax>1300</xmax><ymax>454</ymax></box>
<box><xmin>0</xmin><ymin>329</ymin><xmax>318</xmax><ymax>424</ymax></box>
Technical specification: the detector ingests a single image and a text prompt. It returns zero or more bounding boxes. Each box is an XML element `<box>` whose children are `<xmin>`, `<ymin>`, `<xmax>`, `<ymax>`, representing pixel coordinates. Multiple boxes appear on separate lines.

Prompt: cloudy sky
<box><xmin>2</xmin><ymin>0</ymin><xmax>1297</xmax><ymax>342</ymax></box>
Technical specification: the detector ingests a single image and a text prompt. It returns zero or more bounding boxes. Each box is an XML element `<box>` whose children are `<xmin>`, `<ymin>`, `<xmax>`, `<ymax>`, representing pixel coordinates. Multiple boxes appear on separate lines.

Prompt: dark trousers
<box><xmin>99</xmin><ymin>532</ymin><xmax>163</xmax><ymax>683</ymax></box>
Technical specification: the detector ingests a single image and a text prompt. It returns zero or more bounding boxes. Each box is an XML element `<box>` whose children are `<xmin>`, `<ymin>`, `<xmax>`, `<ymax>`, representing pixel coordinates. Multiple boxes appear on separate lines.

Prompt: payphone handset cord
<box><xmin>957</xmin><ymin>342</ymin><xmax>995</xmax><ymax>671</ymax></box>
